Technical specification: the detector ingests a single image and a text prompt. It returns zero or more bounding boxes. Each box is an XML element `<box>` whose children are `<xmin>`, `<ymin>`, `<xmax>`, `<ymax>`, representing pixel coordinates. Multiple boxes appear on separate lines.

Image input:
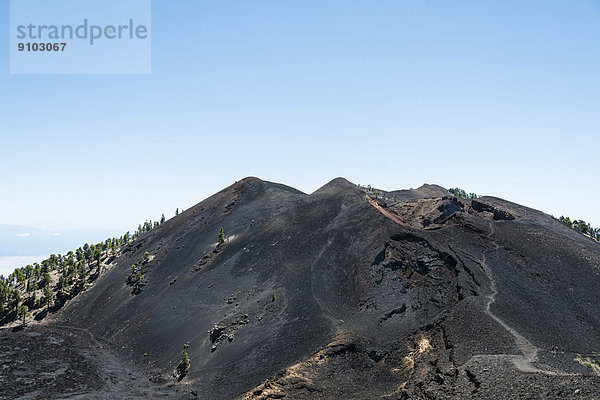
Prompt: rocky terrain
<box><xmin>2</xmin><ymin>177</ymin><xmax>600</xmax><ymax>399</ymax></box>
<box><xmin>0</xmin><ymin>325</ymin><xmax>187</xmax><ymax>399</ymax></box>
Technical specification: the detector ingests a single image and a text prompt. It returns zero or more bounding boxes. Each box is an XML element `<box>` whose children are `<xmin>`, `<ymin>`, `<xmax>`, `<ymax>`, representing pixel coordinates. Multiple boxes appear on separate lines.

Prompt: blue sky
<box><xmin>1</xmin><ymin>0</ymin><xmax>599</xmax><ymax>245</ymax></box>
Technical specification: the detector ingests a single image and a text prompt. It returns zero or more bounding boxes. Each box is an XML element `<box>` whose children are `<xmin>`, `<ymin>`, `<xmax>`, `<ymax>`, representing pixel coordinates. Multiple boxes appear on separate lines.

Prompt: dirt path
<box><xmin>365</xmin><ymin>195</ymin><xmax>407</xmax><ymax>226</ymax></box>
<box><xmin>366</xmin><ymin>197</ymin><xmax>579</xmax><ymax>377</ymax></box>
<box><xmin>463</xmin><ymin>221</ymin><xmax>576</xmax><ymax>376</ymax></box>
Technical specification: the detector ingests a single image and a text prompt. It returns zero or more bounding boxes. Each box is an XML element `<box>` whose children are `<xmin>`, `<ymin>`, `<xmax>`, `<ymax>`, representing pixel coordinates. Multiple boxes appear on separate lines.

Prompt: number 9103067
<box><xmin>18</xmin><ymin>43</ymin><xmax>67</xmax><ymax>52</ymax></box>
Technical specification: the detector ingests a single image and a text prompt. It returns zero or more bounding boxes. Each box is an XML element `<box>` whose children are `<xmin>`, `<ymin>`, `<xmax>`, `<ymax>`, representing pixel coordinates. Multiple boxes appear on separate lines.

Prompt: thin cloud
<box><xmin>16</xmin><ymin>233</ymin><xmax>31</xmax><ymax>237</ymax></box>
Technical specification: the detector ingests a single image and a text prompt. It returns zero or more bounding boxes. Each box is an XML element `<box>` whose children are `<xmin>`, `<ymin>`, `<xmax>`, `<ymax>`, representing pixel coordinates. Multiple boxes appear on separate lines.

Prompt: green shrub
<box><xmin>218</xmin><ymin>228</ymin><xmax>225</xmax><ymax>244</ymax></box>
<box><xmin>177</xmin><ymin>349</ymin><xmax>191</xmax><ymax>377</ymax></box>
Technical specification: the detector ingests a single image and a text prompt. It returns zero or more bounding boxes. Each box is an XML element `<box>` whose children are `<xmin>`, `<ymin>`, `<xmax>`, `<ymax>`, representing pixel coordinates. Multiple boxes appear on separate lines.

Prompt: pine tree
<box><xmin>177</xmin><ymin>349</ymin><xmax>191</xmax><ymax>377</ymax></box>
<box><xmin>11</xmin><ymin>290</ymin><xmax>21</xmax><ymax>312</ymax></box>
<box><xmin>43</xmin><ymin>286</ymin><xmax>55</xmax><ymax>311</ymax></box>
<box><xmin>218</xmin><ymin>228</ymin><xmax>225</xmax><ymax>245</ymax></box>
<box><xmin>95</xmin><ymin>250</ymin><xmax>102</xmax><ymax>271</ymax></box>
<box><xmin>40</xmin><ymin>272</ymin><xmax>52</xmax><ymax>289</ymax></box>
<box><xmin>17</xmin><ymin>305</ymin><xmax>30</xmax><ymax>326</ymax></box>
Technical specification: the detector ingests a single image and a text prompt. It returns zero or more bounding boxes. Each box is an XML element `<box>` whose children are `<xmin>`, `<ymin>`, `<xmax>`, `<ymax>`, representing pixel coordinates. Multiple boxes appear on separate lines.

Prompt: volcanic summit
<box><xmin>2</xmin><ymin>177</ymin><xmax>600</xmax><ymax>399</ymax></box>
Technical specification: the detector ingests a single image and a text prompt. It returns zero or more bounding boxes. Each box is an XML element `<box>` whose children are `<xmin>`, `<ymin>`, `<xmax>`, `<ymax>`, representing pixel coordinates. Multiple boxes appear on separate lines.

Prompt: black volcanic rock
<box><xmin>27</xmin><ymin>177</ymin><xmax>600</xmax><ymax>399</ymax></box>
<box><xmin>388</xmin><ymin>183</ymin><xmax>451</xmax><ymax>202</ymax></box>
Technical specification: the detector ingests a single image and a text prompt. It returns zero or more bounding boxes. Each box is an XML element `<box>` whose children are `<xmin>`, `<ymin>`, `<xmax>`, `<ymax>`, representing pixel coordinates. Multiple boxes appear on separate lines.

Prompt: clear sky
<box><xmin>1</xmin><ymin>0</ymin><xmax>599</xmax><ymax>242</ymax></box>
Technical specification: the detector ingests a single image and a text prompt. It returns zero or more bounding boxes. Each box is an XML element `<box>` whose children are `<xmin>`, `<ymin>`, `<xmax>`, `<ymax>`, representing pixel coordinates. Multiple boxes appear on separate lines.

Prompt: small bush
<box><xmin>575</xmin><ymin>353</ymin><xmax>600</xmax><ymax>374</ymax></box>
<box><xmin>177</xmin><ymin>349</ymin><xmax>191</xmax><ymax>379</ymax></box>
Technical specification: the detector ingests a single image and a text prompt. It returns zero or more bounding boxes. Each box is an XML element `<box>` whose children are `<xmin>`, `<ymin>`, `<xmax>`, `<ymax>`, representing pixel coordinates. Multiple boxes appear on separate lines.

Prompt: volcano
<box><xmin>4</xmin><ymin>177</ymin><xmax>600</xmax><ymax>399</ymax></box>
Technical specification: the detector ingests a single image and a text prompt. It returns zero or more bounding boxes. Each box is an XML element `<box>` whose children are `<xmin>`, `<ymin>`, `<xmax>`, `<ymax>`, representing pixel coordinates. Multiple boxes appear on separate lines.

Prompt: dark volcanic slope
<box><xmin>387</xmin><ymin>183</ymin><xmax>450</xmax><ymax>202</ymax></box>
<box><xmin>54</xmin><ymin>178</ymin><xmax>600</xmax><ymax>399</ymax></box>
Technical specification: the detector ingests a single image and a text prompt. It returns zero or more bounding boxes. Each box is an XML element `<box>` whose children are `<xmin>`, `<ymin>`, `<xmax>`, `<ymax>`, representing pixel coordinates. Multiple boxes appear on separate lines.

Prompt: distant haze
<box><xmin>0</xmin><ymin>223</ymin><xmax>122</xmax><ymax>277</ymax></box>
<box><xmin>0</xmin><ymin>255</ymin><xmax>49</xmax><ymax>278</ymax></box>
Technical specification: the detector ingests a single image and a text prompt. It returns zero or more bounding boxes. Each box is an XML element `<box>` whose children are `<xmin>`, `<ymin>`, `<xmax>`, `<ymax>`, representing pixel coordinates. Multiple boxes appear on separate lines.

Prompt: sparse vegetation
<box><xmin>358</xmin><ymin>184</ymin><xmax>396</xmax><ymax>201</ymax></box>
<box><xmin>0</xmin><ymin>214</ymin><xmax>170</xmax><ymax>324</ymax></box>
<box><xmin>127</xmin><ymin>265</ymin><xmax>142</xmax><ymax>284</ymax></box>
<box><xmin>448</xmin><ymin>188</ymin><xmax>478</xmax><ymax>199</ymax></box>
<box><xmin>17</xmin><ymin>304</ymin><xmax>30</xmax><ymax>326</ymax></box>
<box><xmin>575</xmin><ymin>353</ymin><xmax>600</xmax><ymax>374</ymax></box>
<box><xmin>557</xmin><ymin>216</ymin><xmax>599</xmax><ymax>242</ymax></box>
<box><xmin>446</xmin><ymin>189</ymin><xmax>598</xmax><ymax>242</ymax></box>
<box><xmin>43</xmin><ymin>286</ymin><xmax>55</xmax><ymax>311</ymax></box>
<box><xmin>126</xmin><ymin>264</ymin><xmax>146</xmax><ymax>295</ymax></box>
<box><xmin>177</xmin><ymin>349</ymin><xmax>191</xmax><ymax>378</ymax></box>
<box><xmin>359</xmin><ymin>184</ymin><xmax>383</xmax><ymax>198</ymax></box>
